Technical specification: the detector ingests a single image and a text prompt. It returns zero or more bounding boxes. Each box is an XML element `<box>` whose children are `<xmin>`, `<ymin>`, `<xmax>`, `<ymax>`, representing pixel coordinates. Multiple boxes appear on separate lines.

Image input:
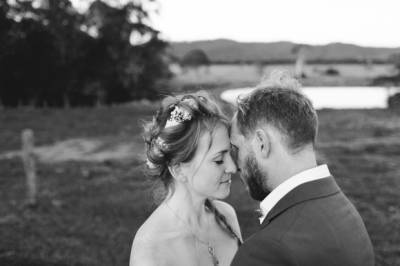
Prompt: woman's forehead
<box><xmin>194</xmin><ymin>126</ymin><xmax>229</xmax><ymax>159</ymax></box>
<box><xmin>205</xmin><ymin>127</ymin><xmax>230</xmax><ymax>158</ymax></box>
<box><xmin>209</xmin><ymin>126</ymin><xmax>230</xmax><ymax>152</ymax></box>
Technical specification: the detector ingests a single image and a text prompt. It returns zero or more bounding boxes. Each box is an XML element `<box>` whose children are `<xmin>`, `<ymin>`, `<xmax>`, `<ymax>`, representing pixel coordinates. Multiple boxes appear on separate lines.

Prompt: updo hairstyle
<box><xmin>143</xmin><ymin>91</ymin><xmax>228</xmax><ymax>192</ymax></box>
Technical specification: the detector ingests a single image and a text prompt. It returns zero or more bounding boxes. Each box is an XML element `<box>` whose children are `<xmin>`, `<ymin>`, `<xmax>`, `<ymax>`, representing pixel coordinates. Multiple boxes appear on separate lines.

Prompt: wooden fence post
<box><xmin>22</xmin><ymin>129</ymin><xmax>37</xmax><ymax>206</ymax></box>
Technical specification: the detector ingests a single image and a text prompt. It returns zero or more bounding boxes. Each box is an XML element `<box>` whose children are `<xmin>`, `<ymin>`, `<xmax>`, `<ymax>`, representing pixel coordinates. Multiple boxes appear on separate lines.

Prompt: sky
<box><xmin>71</xmin><ymin>0</ymin><xmax>400</xmax><ymax>47</ymax></box>
<box><xmin>150</xmin><ymin>0</ymin><xmax>400</xmax><ymax>47</ymax></box>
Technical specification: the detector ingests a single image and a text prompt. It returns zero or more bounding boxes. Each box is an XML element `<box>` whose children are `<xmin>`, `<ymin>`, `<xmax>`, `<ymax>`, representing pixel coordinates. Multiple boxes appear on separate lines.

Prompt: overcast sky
<box><xmin>71</xmin><ymin>0</ymin><xmax>400</xmax><ymax>47</ymax></box>
<box><xmin>150</xmin><ymin>0</ymin><xmax>400</xmax><ymax>47</ymax></box>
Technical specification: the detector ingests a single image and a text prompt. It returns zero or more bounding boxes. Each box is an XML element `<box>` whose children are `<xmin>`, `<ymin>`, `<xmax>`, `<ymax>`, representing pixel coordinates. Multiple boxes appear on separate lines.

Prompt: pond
<box><xmin>220</xmin><ymin>87</ymin><xmax>400</xmax><ymax>109</ymax></box>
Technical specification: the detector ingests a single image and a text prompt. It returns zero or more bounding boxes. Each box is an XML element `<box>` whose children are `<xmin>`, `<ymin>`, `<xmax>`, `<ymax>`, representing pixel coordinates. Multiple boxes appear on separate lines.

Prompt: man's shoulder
<box><xmin>232</xmin><ymin>235</ymin><xmax>297</xmax><ymax>266</ymax></box>
<box><xmin>240</xmin><ymin>193</ymin><xmax>374</xmax><ymax>265</ymax></box>
<box><xmin>262</xmin><ymin>191</ymin><xmax>356</xmax><ymax>236</ymax></box>
<box><xmin>246</xmin><ymin>192</ymin><xmax>352</xmax><ymax>247</ymax></box>
<box><xmin>262</xmin><ymin>199</ymin><xmax>307</xmax><ymax>234</ymax></box>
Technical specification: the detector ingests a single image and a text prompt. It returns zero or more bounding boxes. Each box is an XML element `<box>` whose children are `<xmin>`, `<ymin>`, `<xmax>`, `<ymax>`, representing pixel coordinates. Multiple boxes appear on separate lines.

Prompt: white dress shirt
<box><xmin>259</xmin><ymin>164</ymin><xmax>331</xmax><ymax>224</ymax></box>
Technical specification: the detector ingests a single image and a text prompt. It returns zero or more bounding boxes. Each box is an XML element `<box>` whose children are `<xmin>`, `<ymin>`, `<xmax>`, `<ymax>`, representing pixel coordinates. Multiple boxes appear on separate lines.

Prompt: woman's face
<box><xmin>183</xmin><ymin>125</ymin><xmax>237</xmax><ymax>200</ymax></box>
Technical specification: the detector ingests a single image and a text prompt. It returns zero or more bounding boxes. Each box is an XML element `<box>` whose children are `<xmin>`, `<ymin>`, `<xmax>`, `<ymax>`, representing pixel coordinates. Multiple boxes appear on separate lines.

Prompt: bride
<box><xmin>130</xmin><ymin>92</ymin><xmax>242</xmax><ymax>266</ymax></box>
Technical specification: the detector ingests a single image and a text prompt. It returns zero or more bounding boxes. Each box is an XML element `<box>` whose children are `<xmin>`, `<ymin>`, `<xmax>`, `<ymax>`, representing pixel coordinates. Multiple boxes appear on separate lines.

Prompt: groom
<box><xmin>230</xmin><ymin>73</ymin><xmax>374</xmax><ymax>266</ymax></box>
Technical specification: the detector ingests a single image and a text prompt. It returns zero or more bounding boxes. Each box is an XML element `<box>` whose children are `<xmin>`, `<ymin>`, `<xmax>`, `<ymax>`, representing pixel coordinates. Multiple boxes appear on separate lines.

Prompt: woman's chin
<box><xmin>217</xmin><ymin>184</ymin><xmax>231</xmax><ymax>199</ymax></box>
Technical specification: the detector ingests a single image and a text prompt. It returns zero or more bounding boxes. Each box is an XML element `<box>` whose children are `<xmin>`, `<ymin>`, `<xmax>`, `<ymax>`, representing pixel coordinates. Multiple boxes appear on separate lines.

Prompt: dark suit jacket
<box><xmin>231</xmin><ymin>177</ymin><xmax>374</xmax><ymax>266</ymax></box>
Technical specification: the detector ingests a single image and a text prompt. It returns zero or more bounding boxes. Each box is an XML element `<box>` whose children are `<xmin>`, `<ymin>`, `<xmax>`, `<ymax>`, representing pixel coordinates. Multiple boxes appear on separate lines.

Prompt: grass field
<box><xmin>171</xmin><ymin>63</ymin><xmax>397</xmax><ymax>90</ymax></box>
<box><xmin>1</xmin><ymin>102</ymin><xmax>400</xmax><ymax>265</ymax></box>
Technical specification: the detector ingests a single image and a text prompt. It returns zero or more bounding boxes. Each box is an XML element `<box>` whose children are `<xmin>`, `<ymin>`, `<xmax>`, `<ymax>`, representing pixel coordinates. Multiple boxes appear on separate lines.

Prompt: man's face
<box><xmin>230</xmin><ymin>117</ymin><xmax>270</xmax><ymax>201</ymax></box>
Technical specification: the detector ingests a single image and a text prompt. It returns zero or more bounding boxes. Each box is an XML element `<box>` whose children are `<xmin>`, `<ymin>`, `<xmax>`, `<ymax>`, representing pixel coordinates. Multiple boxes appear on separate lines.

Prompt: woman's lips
<box><xmin>220</xmin><ymin>174</ymin><xmax>232</xmax><ymax>184</ymax></box>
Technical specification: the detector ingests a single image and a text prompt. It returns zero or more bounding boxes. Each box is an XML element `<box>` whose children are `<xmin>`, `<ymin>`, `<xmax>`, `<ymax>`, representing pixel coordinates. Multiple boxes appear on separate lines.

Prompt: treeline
<box><xmin>171</xmin><ymin>39</ymin><xmax>400</xmax><ymax>65</ymax></box>
<box><xmin>208</xmin><ymin>59</ymin><xmax>392</xmax><ymax>65</ymax></box>
<box><xmin>0</xmin><ymin>0</ymin><xmax>171</xmax><ymax>107</ymax></box>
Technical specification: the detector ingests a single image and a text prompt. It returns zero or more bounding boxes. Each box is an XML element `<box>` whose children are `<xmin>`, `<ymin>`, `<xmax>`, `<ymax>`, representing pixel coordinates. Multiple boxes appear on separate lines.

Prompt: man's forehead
<box><xmin>229</xmin><ymin>116</ymin><xmax>240</xmax><ymax>141</ymax></box>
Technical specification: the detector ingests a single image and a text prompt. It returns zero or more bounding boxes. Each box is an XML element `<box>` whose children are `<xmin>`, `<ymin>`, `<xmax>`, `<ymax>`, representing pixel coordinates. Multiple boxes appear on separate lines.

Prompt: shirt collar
<box><xmin>259</xmin><ymin>164</ymin><xmax>331</xmax><ymax>224</ymax></box>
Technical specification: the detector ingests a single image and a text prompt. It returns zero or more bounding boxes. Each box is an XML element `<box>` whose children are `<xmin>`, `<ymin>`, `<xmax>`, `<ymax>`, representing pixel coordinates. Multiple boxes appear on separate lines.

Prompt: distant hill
<box><xmin>170</xmin><ymin>39</ymin><xmax>400</xmax><ymax>64</ymax></box>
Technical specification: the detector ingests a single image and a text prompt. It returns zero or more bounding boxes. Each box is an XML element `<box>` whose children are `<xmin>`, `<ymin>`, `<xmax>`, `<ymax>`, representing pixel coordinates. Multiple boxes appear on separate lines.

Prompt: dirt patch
<box><xmin>0</xmin><ymin>137</ymin><xmax>144</xmax><ymax>163</ymax></box>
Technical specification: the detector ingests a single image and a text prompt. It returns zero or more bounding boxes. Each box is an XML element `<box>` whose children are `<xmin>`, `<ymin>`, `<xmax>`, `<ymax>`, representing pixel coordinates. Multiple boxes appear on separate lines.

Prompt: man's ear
<box><xmin>255</xmin><ymin>129</ymin><xmax>271</xmax><ymax>158</ymax></box>
<box><xmin>168</xmin><ymin>164</ymin><xmax>187</xmax><ymax>182</ymax></box>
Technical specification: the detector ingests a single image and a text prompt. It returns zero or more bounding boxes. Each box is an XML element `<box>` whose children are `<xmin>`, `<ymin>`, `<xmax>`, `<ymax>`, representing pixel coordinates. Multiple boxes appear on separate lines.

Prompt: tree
<box><xmin>84</xmin><ymin>0</ymin><xmax>171</xmax><ymax>102</ymax></box>
<box><xmin>181</xmin><ymin>49</ymin><xmax>210</xmax><ymax>67</ymax></box>
<box><xmin>391</xmin><ymin>53</ymin><xmax>400</xmax><ymax>73</ymax></box>
<box><xmin>291</xmin><ymin>44</ymin><xmax>310</xmax><ymax>78</ymax></box>
<box><xmin>386</xmin><ymin>53</ymin><xmax>400</xmax><ymax>111</ymax></box>
<box><xmin>0</xmin><ymin>0</ymin><xmax>171</xmax><ymax>107</ymax></box>
<box><xmin>371</xmin><ymin>53</ymin><xmax>400</xmax><ymax>87</ymax></box>
<box><xmin>388</xmin><ymin>93</ymin><xmax>400</xmax><ymax>111</ymax></box>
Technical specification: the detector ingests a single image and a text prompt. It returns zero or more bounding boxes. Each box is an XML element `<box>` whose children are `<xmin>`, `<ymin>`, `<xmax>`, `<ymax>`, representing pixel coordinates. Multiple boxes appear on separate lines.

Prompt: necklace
<box><xmin>164</xmin><ymin>202</ymin><xmax>219</xmax><ymax>266</ymax></box>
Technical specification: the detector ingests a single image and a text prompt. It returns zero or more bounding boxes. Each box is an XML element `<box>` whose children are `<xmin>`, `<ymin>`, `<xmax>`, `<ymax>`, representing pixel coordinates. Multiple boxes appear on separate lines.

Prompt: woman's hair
<box><xmin>143</xmin><ymin>91</ymin><xmax>228</xmax><ymax>201</ymax></box>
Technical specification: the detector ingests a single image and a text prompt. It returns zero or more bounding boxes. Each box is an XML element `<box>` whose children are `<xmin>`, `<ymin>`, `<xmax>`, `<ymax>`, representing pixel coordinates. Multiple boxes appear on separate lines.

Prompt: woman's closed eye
<box><xmin>213</xmin><ymin>150</ymin><xmax>230</xmax><ymax>165</ymax></box>
<box><xmin>214</xmin><ymin>159</ymin><xmax>224</xmax><ymax>165</ymax></box>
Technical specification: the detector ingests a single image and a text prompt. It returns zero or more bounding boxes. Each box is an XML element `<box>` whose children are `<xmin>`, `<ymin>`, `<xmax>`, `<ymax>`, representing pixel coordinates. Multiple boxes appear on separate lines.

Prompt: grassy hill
<box><xmin>0</xmin><ymin>105</ymin><xmax>400</xmax><ymax>266</ymax></box>
<box><xmin>170</xmin><ymin>39</ymin><xmax>400</xmax><ymax>63</ymax></box>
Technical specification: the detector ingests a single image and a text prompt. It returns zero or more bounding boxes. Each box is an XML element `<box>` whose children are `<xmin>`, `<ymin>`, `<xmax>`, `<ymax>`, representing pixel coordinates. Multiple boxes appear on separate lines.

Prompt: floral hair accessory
<box><xmin>165</xmin><ymin>105</ymin><xmax>192</xmax><ymax>128</ymax></box>
<box><xmin>154</xmin><ymin>137</ymin><xmax>168</xmax><ymax>150</ymax></box>
<box><xmin>146</xmin><ymin>158</ymin><xmax>157</xmax><ymax>169</ymax></box>
<box><xmin>146</xmin><ymin>137</ymin><xmax>168</xmax><ymax>169</ymax></box>
<box><xmin>181</xmin><ymin>97</ymin><xmax>198</xmax><ymax>109</ymax></box>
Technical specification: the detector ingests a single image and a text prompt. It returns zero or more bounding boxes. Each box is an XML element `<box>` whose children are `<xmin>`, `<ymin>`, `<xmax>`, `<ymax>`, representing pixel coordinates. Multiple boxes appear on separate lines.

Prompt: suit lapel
<box><xmin>260</xmin><ymin>176</ymin><xmax>341</xmax><ymax>228</ymax></box>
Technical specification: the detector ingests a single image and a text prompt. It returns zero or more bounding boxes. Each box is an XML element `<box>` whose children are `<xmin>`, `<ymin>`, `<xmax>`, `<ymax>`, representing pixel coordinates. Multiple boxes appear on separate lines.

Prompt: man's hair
<box><xmin>236</xmin><ymin>71</ymin><xmax>318</xmax><ymax>151</ymax></box>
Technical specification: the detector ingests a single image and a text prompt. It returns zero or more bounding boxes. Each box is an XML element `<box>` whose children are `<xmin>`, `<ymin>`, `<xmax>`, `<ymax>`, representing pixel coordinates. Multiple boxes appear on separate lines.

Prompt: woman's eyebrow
<box><xmin>212</xmin><ymin>149</ymin><xmax>229</xmax><ymax>158</ymax></box>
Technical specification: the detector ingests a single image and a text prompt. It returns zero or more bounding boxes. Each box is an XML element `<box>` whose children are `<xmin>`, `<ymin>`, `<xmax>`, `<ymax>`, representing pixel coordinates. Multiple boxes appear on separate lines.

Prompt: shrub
<box><xmin>181</xmin><ymin>49</ymin><xmax>210</xmax><ymax>67</ymax></box>
<box><xmin>325</xmin><ymin>67</ymin><xmax>340</xmax><ymax>76</ymax></box>
<box><xmin>388</xmin><ymin>92</ymin><xmax>400</xmax><ymax>111</ymax></box>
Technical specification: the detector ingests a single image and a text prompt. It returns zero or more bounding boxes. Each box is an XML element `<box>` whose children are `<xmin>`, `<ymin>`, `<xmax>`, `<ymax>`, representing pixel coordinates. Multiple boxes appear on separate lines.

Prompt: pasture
<box><xmin>0</xmin><ymin>102</ymin><xmax>399</xmax><ymax>266</ymax></box>
<box><xmin>171</xmin><ymin>63</ymin><xmax>396</xmax><ymax>89</ymax></box>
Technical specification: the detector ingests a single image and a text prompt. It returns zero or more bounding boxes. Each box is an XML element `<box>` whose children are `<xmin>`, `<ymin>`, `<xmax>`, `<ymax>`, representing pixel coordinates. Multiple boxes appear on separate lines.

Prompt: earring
<box><xmin>180</xmin><ymin>175</ymin><xmax>187</xmax><ymax>182</ymax></box>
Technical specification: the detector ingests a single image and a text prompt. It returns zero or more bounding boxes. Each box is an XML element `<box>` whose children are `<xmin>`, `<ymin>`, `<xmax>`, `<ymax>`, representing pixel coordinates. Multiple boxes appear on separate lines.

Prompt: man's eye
<box><xmin>215</xmin><ymin>160</ymin><xmax>224</xmax><ymax>165</ymax></box>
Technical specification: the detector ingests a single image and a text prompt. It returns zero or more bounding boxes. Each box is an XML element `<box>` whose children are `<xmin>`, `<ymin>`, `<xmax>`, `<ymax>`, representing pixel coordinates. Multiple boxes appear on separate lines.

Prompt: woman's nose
<box><xmin>226</xmin><ymin>154</ymin><xmax>237</xmax><ymax>174</ymax></box>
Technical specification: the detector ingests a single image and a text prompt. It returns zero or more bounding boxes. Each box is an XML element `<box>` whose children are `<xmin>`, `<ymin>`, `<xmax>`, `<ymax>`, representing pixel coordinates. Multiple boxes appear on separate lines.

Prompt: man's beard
<box><xmin>241</xmin><ymin>154</ymin><xmax>270</xmax><ymax>201</ymax></box>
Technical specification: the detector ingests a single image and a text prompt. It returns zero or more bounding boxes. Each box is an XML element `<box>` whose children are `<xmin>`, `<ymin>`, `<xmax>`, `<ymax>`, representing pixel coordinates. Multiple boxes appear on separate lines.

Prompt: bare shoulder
<box><xmin>212</xmin><ymin>200</ymin><xmax>236</xmax><ymax>219</ymax></box>
<box><xmin>130</xmin><ymin>220</ymin><xmax>161</xmax><ymax>266</ymax></box>
<box><xmin>130</xmin><ymin>235</ymin><xmax>159</xmax><ymax>266</ymax></box>
<box><xmin>130</xmin><ymin>207</ymin><xmax>170</xmax><ymax>266</ymax></box>
<box><xmin>211</xmin><ymin>200</ymin><xmax>243</xmax><ymax>241</ymax></box>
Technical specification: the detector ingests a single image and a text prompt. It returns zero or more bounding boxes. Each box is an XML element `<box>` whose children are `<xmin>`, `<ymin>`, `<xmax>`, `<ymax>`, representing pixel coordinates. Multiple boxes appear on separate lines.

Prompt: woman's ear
<box><xmin>255</xmin><ymin>129</ymin><xmax>271</xmax><ymax>158</ymax></box>
<box><xmin>168</xmin><ymin>164</ymin><xmax>187</xmax><ymax>183</ymax></box>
